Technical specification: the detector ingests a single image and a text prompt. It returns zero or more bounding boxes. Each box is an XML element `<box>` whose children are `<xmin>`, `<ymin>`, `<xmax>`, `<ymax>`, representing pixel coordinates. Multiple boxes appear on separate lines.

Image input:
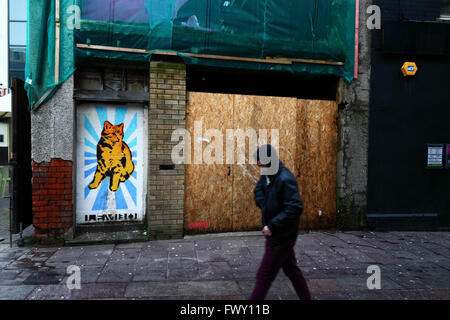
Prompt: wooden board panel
<box><xmin>185</xmin><ymin>93</ymin><xmax>338</xmax><ymax>233</ymax></box>
<box><xmin>232</xmin><ymin>95</ymin><xmax>298</xmax><ymax>232</ymax></box>
<box><xmin>185</xmin><ymin>92</ymin><xmax>234</xmax><ymax>234</ymax></box>
<box><xmin>296</xmin><ymin>100</ymin><xmax>338</xmax><ymax>229</ymax></box>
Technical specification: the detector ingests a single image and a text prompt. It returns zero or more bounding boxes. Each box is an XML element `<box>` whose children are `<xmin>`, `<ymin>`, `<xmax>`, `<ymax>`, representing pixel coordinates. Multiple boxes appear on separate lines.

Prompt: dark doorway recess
<box><xmin>10</xmin><ymin>78</ymin><xmax>32</xmax><ymax>233</ymax></box>
<box><xmin>187</xmin><ymin>66</ymin><xmax>339</xmax><ymax>101</ymax></box>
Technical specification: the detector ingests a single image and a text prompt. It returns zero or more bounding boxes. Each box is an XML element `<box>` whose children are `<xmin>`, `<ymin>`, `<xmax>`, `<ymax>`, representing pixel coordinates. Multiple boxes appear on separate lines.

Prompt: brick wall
<box><xmin>32</xmin><ymin>158</ymin><xmax>73</xmax><ymax>244</ymax></box>
<box><xmin>148</xmin><ymin>61</ymin><xmax>186</xmax><ymax>240</ymax></box>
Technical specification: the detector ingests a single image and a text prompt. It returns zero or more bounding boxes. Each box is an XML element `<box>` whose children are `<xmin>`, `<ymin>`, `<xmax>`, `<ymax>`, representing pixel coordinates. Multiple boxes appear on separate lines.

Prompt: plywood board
<box><xmin>296</xmin><ymin>100</ymin><xmax>338</xmax><ymax>229</ymax></box>
<box><xmin>184</xmin><ymin>93</ymin><xmax>338</xmax><ymax>233</ymax></box>
<box><xmin>232</xmin><ymin>95</ymin><xmax>298</xmax><ymax>232</ymax></box>
<box><xmin>185</xmin><ymin>92</ymin><xmax>234</xmax><ymax>234</ymax></box>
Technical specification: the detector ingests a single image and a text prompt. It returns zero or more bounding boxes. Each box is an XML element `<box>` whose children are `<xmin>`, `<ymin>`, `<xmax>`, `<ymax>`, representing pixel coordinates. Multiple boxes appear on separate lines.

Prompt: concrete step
<box><xmin>65</xmin><ymin>229</ymin><xmax>149</xmax><ymax>246</ymax></box>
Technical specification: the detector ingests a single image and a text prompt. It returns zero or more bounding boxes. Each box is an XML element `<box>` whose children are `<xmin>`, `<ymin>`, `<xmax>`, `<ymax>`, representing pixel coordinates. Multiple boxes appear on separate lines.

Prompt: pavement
<box><xmin>0</xmin><ymin>230</ymin><xmax>448</xmax><ymax>300</ymax></box>
<box><xmin>0</xmin><ymin>177</ymin><xmax>35</xmax><ymax>246</ymax></box>
<box><xmin>0</xmin><ymin>180</ymin><xmax>10</xmax><ymax>243</ymax></box>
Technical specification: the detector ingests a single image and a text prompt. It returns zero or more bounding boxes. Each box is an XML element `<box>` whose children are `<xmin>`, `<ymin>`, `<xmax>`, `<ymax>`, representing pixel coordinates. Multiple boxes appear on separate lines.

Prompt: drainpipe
<box><xmin>55</xmin><ymin>0</ymin><xmax>60</xmax><ymax>84</ymax></box>
<box><xmin>354</xmin><ymin>0</ymin><xmax>359</xmax><ymax>79</ymax></box>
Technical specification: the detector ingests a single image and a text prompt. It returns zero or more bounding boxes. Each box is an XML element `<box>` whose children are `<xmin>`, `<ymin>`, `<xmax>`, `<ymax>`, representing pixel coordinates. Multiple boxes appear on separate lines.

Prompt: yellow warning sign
<box><xmin>401</xmin><ymin>62</ymin><xmax>418</xmax><ymax>77</ymax></box>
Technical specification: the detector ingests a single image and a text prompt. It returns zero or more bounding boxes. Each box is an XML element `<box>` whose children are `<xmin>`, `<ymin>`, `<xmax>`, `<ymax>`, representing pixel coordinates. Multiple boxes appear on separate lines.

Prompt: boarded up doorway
<box><xmin>185</xmin><ymin>92</ymin><xmax>337</xmax><ymax>234</ymax></box>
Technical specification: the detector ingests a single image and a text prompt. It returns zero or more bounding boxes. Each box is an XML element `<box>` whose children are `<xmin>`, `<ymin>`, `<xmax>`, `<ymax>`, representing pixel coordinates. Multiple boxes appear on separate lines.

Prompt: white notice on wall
<box><xmin>427</xmin><ymin>144</ymin><xmax>443</xmax><ymax>168</ymax></box>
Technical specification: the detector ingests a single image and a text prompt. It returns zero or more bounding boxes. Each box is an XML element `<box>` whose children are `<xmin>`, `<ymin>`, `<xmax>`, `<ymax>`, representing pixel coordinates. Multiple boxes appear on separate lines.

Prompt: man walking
<box><xmin>250</xmin><ymin>144</ymin><xmax>311</xmax><ymax>300</ymax></box>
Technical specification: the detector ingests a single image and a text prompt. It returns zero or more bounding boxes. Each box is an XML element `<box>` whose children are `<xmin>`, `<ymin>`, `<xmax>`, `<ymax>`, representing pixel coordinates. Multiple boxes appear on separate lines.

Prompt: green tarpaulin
<box><xmin>26</xmin><ymin>0</ymin><xmax>356</xmax><ymax>108</ymax></box>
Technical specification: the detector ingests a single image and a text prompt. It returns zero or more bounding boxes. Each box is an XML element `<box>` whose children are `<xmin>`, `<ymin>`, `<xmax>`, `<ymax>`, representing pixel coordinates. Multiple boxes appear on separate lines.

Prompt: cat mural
<box><xmin>88</xmin><ymin>121</ymin><xmax>135</xmax><ymax>192</ymax></box>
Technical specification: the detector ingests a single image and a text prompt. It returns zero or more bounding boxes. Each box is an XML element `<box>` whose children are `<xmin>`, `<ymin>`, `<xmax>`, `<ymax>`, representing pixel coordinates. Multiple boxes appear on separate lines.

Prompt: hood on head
<box><xmin>253</xmin><ymin>144</ymin><xmax>282</xmax><ymax>176</ymax></box>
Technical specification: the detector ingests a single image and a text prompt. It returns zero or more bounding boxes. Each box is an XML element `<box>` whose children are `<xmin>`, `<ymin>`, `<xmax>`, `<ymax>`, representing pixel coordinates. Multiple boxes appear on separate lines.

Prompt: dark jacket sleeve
<box><xmin>254</xmin><ymin>178</ymin><xmax>265</xmax><ymax>209</ymax></box>
<box><xmin>266</xmin><ymin>175</ymin><xmax>303</xmax><ymax>232</ymax></box>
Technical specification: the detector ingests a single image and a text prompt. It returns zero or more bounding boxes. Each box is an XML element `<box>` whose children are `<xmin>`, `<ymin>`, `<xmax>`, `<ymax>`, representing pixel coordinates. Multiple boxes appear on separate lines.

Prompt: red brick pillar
<box><xmin>32</xmin><ymin>158</ymin><xmax>73</xmax><ymax>244</ymax></box>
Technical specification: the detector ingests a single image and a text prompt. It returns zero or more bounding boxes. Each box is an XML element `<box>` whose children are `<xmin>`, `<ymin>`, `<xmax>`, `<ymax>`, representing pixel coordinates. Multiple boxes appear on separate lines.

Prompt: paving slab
<box><xmin>196</xmin><ymin>262</ymin><xmax>234</xmax><ymax>281</ymax></box>
<box><xmin>168</xmin><ymin>256</ymin><xmax>199</xmax><ymax>270</ymax></box>
<box><xmin>335</xmin><ymin>275</ymin><xmax>402</xmax><ymax>291</ymax></box>
<box><xmin>108</xmin><ymin>248</ymin><xmax>141</xmax><ymax>263</ymax></box>
<box><xmin>133</xmin><ymin>268</ymin><xmax>167</xmax><ymax>282</ymax></box>
<box><xmin>132</xmin><ymin>295</ymin><xmax>206</xmax><ymax>300</ymax></box>
<box><xmin>140</xmin><ymin>247</ymin><xmax>169</xmax><ymax>260</ymax></box>
<box><xmin>70</xmin><ymin>283</ymin><xmax>128</xmax><ymax>299</ymax></box>
<box><xmin>381</xmin><ymin>289</ymin><xmax>429</xmax><ymax>300</ymax></box>
<box><xmin>195</xmin><ymin>239</ymin><xmax>223</xmax><ymax>251</ymax></box>
<box><xmin>231</xmin><ymin>264</ymin><xmax>259</xmax><ymax>280</ymax></box>
<box><xmin>125</xmin><ymin>281</ymin><xmax>180</xmax><ymax>298</ymax></box>
<box><xmin>332</xmin><ymin>247</ymin><xmax>376</xmax><ymax>264</ymax></box>
<box><xmin>168</xmin><ymin>242</ymin><xmax>196</xmax><ymax>256</ymax></box>
<box><xmin>196</xmin><ymin>250</ymin><xmax>227</xmax><ymax>263</ymax></box>
<box><xmin>246</xmin><ymin>245</ymin><xmax>265</xmax><ymax>259</ymax></box>
<box><xmin>237</xmin><ymin>279</ymin><xmax>296</xmax><ymax>299</ymax></box>
<box><xmin>115</xmin><ymin>242</ymin><xmax>146</xmax><ymax>249</ymax></box>
<box><xmin>221</xmin><ymin>240</ymin><xmax>247</xmax><ymax>254</ymax></box>
<box><xmin>97</xmin><ymin>264</ymin><xmax>135</xmax><ymax>283</ymax></box>
<box><xmin>0</xmin><ymin>285</ymin><xmax>37</xmax><ymax>300</ymax></box>
<box><xmin>74</xmin><ymin>254</ymin><xmax>110</xmax><ymax>267</ymax></box>
<box><xmin>347</xmin><ymin>290</ymin><xmax>388</xmax><ymax>300</ymax></box>
<box><xmin>205</xmin><ymin>295</ymin><xmax>243</xmax><ymax>300</ymax></box>
<box><xmin>23</xmin><ymin>268</ymin><xmax>66</xmax><ymax>285</ymax></box>
<box><xmin>28</xmin><ymin>283</ymin><xmax>127</xmax><ymax>300</ymax></box>
<box><xmin>177</xmin><ymin>280</ymin><xmax>241</xmax><ymax>297</ymax></box>
<box><xmin>0</xmin><ymin>269</ymin><xmax>22</xmax><ymax>284</ymax></box>
<box><xmin>306</xmin><ymin>278</ymin><xmax>346</xmax><ymax>294</ymax></box>
<box><xmin>224</xmin><ymin>252</ymin><xmax>254</xmax><ymax>267</ymax></box>
<box><xmin>61</xmin><ymin>265</ymin><xmax>104</xmax><ymax>284</ymax></box>
<box><xmin>168</xmin><ymin>266</ymin><xmax>199</xmax><ymax>282</ymax></box>
<box><xmin>312</xmin><ymin>292</ymin><xmax>351</xmax><ymax>300</ymax></box>
<box><xmin>125</xmin><ymin>280</ymin><xmax>241</xmax><ymax>298</ymax></box>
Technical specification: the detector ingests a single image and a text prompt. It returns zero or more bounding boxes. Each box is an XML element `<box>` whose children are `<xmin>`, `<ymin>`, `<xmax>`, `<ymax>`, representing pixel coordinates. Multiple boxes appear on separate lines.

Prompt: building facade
<box><xmin>27</xmin><ymin>0</ymin><xmax>371</xmax><ymax>244</ymax></box>
<box><xmin>367</xmin><ymin>0</ymin><xmax>450</xmax><ymax>230</ymax></box>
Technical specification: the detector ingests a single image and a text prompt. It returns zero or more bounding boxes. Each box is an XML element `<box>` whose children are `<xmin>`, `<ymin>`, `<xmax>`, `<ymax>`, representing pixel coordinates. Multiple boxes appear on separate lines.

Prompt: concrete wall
<box><xmin>337</xmin><ymin>0</ymin><xmax>372</xmax><ymax>229</ymax></box>
<box><xmin>31</xmin><ymin>75</ymin><xmax>75</xmax><ymax>163</ymax></box>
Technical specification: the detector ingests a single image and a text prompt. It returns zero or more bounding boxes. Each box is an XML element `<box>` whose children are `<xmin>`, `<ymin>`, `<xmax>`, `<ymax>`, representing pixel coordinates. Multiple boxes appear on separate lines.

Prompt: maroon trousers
<box><xmin>249</xmin><ymin>238</ymin><xmax>311</xmax><ymax>300</ymax></box>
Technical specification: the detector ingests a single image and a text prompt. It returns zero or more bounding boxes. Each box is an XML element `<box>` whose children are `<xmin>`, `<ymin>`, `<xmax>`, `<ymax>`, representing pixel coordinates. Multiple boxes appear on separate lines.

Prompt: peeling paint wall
<box><xmin>30</xmin><ymin>75</ymin><xmax>75</xmax><ymax>243</ymax></box>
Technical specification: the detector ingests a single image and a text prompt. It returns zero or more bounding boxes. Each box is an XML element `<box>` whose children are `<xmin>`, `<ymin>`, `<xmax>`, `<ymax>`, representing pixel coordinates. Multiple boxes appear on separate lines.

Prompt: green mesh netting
<box><xmin>26</xmin><ymin>0</ymin><xmax>355</xmax><ymax>109</ymax></box>
<box><xmin>25</xmin><ymin>0</ymin><xmax>76</xmax><ymax>109</ymax></box>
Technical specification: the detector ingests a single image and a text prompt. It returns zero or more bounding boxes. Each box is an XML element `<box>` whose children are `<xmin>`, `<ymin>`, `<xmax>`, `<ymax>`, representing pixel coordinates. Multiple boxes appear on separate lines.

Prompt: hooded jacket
<box><xmin>254</xmin><ymin>145</ymin><xmax>303</xmax><ymax>250</ymax></box>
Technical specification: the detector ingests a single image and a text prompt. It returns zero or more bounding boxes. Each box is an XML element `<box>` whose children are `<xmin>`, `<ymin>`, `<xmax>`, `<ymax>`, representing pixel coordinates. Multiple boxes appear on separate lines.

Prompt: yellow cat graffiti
<box><xmin>88</xmin><ymin>121</ymin><xmax>135</xmax><ymax>192</ymax></box>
